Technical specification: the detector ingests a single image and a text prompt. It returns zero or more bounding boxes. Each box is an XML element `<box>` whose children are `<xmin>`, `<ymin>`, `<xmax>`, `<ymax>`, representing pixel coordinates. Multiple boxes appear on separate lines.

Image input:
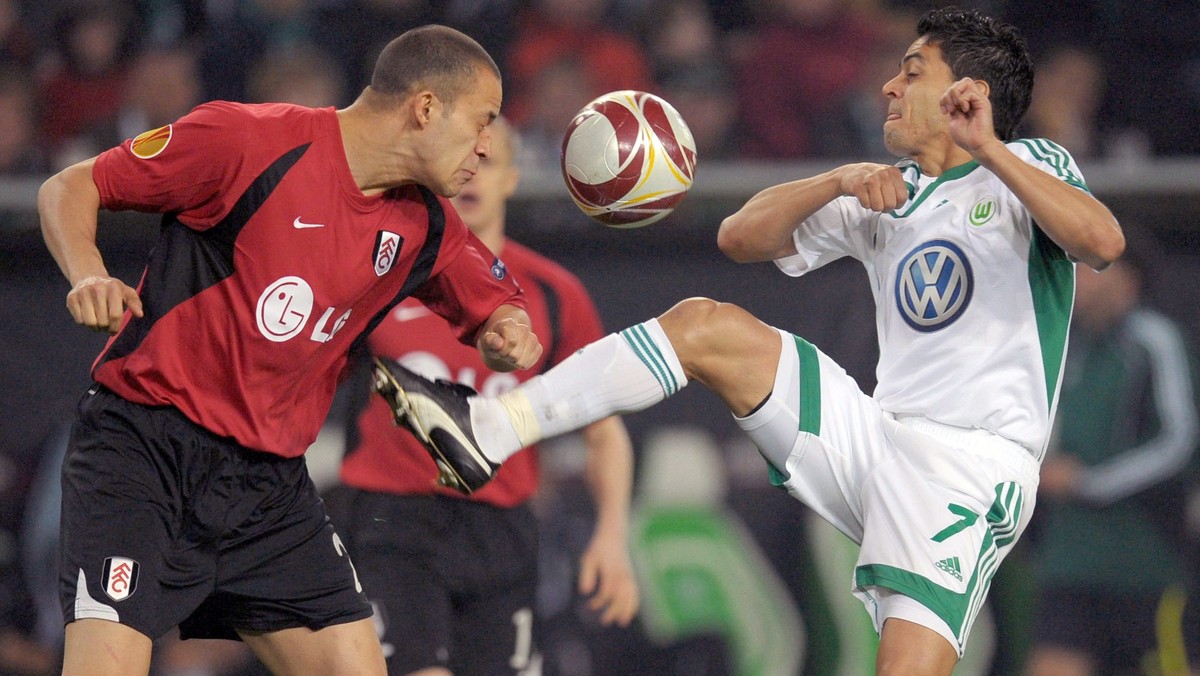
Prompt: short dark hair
<box><xmin>917</xmin><ymin>7</ymin><xmax>1034</xmax><ymax>141</ymax></box>
<box><xmin>369</xmin><ymin>25</ymin><xmax>499</xmax><ymax>107</ymax></box>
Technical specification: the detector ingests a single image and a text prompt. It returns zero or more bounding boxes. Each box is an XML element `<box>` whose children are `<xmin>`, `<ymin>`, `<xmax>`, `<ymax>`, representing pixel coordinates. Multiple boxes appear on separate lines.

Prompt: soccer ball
<box><xmin>560</xmin><ymin>90</ymin><xmax>697</xmax><ymax>228</ymax></box>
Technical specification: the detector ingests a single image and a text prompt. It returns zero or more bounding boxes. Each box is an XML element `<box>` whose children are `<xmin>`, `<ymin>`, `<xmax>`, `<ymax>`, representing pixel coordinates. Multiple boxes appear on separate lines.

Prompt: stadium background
<box><xmin>1</xmin><ymin>0</ymin><xmax>1198</xmax><ymax>674</ymax></box>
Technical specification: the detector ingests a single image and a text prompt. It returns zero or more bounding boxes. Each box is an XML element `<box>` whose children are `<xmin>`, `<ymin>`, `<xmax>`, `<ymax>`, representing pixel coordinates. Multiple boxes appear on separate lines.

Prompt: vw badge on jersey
<box><xmin>374</xmin><ymin>231</ymin><xmax>401</xmax><ymax>276</ymax></box>
<box><xmin>895</xmin><ymin>239</ymin><xmax>974</xmax><ymax>332</ymax></box>
<box><xmin>102</xmin><ymin>556</ymin><xmax>139</xmax><ymax>601</ymax></box>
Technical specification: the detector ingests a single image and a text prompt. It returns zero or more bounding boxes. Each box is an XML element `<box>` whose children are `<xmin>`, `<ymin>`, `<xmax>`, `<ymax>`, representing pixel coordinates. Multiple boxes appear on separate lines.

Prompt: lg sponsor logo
<box><xmin>255</xmin><ymin>276</ymin><xmax>352</xmax><ymax>344</ymax></box>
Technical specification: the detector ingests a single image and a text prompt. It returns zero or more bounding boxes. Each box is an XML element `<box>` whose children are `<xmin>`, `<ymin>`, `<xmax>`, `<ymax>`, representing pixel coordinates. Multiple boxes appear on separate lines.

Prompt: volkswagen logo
<box><xmin>894</xmin><ymin>240</ymin><xmax>973</xmax><ymax>332</ymax></box>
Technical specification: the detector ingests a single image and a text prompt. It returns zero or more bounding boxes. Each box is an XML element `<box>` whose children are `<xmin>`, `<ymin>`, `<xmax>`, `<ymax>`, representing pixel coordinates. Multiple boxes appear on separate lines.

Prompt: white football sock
<box><xmin>469</xmin><ymin>319</ymin><xmax>688</xmax><ymax>463</ymax></box>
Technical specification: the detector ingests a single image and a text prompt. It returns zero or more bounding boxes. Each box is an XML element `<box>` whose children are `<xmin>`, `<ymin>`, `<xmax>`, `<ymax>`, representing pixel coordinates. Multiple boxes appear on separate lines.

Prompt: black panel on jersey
<box><xmin>530</xmin><ymin>277</ymin><xmax>560</xmax><ymax>375</ymax></box>
<box><xmin>96</xmin><ymin>143</ymin><xmax>312</xmax><ymax>370</ymax></box>
<box><xmin>349</xmin><ymin>186</ymin><xmax>447</xmax><ymax>357</ymax></box>
<box><xmin>342</xmin><ymin>187</ymin><xmax>447</xmax><ymax>458</ymax></box>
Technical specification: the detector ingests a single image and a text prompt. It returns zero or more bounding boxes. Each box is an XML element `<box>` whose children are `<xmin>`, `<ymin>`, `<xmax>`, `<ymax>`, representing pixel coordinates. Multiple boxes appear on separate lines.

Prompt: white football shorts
<box><xmin>734</xmin><ymin>328</ymin><xmax>1040</xmax><ymax>656</ymax></box>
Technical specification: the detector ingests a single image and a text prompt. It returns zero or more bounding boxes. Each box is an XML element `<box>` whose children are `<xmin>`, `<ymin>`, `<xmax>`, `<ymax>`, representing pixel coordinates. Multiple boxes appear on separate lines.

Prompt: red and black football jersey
<box><xmin>89</xmin><ymin>102</ymin><xmax>524</xmax><ymax>458</ymax></box>
<box><xmin>341</xmin><ymin>240</ymin><xmax>605</xmax><ymax>507</ymax></box>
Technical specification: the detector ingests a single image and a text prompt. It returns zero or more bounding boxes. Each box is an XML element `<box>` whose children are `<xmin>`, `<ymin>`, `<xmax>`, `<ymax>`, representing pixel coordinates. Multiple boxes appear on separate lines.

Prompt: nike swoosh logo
<box><xmin>391</xmin><ymin>305</ymin><xmax>433</xmax><ymax>322</ymax></box>
<box><xmin>293</xmin><ymin>217</ymin><xmax>325</xmax><ymax>229</ymax></box>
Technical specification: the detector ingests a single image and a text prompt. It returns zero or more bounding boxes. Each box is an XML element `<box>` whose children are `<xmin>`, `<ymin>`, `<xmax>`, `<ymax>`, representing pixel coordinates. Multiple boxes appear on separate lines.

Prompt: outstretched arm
<box><xmin>39</xmin><ymin>157</ymin><xmax>144</xmax><ymax>334</ymax></box>
<box><xmin>942</xmin><ymin>78</ymin><xmax>1124</xmax><ymax>270</ymax></box>
<box><xmin>476</xmin><ymin>304</ymin><xmax>542</xmax><ymax>371</ymax></box>
<box><xmin>577</xmin><ymin>415</ymin><xmax>639</xmax><ymax>626</ymax></box>
<box><xmin>717</xmin><ymin>163</ymin><xmax>909</xmax><ymax>263</ymax></box>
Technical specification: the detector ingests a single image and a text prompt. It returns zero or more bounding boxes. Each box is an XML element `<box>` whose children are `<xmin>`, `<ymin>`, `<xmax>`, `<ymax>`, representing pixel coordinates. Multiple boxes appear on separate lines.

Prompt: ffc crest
<box><xmin>374</xmin><ymin>231</ymin><xmax>401</xmax><ymax>276</ymax></box>
<box><xmin>894</xmin><ymin>239</ymin><xmax>973</xmax><ymax>332</ymax></box>
<box><xmin>101</xmin><ymin>556</ymin><xmax>139</xmax><ymax>601</ymax></box>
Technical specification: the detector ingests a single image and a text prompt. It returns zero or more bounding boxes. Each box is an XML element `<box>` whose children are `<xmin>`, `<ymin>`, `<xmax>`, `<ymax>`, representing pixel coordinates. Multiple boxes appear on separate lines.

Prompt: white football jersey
<box><xmin>775</xmin><ymin>139</ymin><xmax>1087</xmax><ymax>458</ymax></box>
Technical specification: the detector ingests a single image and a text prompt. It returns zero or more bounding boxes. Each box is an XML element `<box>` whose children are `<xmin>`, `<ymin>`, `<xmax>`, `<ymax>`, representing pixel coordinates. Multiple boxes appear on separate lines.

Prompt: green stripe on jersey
<box><xmin>620</xmin><ymin>324</ymin><xmax>679</xmax><ymax>396</ymax></box>
<box><xmin>1016</xmin><ymin>139</ymin><xmax>1089</xmax><ymax>191</ymax></box>
<box><xmin>1027</xmin><ymin>226</ymin><xmax>1074</xmax><ymax>421</ymax></box>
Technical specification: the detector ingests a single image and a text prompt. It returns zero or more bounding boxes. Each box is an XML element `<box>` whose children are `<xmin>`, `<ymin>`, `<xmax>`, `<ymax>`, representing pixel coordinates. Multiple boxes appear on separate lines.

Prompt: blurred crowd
<box><xmin>0</xmin><ymin>0</ymin><xmax>1198</xmax><ymax>180</ymax></box>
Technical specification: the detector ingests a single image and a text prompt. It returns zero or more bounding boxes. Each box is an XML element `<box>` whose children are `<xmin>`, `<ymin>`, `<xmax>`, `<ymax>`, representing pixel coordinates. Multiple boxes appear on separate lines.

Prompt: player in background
<box><xmin>338</xmin><ymin>118</ymin><xmax>638</xmax><ymax>676</ymax></box>
<box><xmin>1026</xmin><ymin>243</ymin><xmax>1200</xmax><ymax>676</ymax></box>
<box><xmin>372</xmin><ymin>8</ymin><xmax>1124</xmax><ymax>676</ymax></box>
<box><xmin>37</xmin><ymin>25</ymin><xmax>541</xmax><ymax>676</ymax></box>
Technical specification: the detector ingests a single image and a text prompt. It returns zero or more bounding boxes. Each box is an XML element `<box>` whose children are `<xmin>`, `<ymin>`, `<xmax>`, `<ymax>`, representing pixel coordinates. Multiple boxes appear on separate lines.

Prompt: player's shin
<box><xmin>474</xmin><ymin>319</ymin><xmax>688</xmax><ymax>463</ymax></box>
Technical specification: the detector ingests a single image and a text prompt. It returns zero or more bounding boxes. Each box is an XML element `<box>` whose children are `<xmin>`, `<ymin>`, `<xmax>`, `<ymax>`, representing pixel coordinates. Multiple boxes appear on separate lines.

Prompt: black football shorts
<box><xmin>59</xmin><ymin>385</ymin><xmax>373</xmax><ymax>640</ymax></box>
<box><xmin>337</xmin><ymin>490</ymin><xmax>538</xmax><ymax>676</ymax></box>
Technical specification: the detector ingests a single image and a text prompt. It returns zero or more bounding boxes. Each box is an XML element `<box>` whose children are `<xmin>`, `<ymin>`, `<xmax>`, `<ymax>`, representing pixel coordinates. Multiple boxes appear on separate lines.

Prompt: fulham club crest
<box><xmin>374</xmin><ymin>231</ymin><xmax>402</xmax><ymax>276</ymax></box>
<box><xmin>102</xmin><ymin>556</ymin><xmax>140</xmax><ymax>601</ymax></box>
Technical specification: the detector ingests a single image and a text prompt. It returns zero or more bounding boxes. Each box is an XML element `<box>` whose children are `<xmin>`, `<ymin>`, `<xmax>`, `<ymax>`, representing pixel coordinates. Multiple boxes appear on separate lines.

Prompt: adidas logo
<box><xmin>935</xmin><ymin>557</ymin><xmax>963</xmax><ymax>581</ymax></box>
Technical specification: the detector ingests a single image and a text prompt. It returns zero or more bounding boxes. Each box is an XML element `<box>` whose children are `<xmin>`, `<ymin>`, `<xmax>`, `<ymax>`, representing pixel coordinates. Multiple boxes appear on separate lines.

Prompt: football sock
<box><xmin>470</xmin><ymin>319</ymin><xmax>689</xmax><ymax>463</ymax></box>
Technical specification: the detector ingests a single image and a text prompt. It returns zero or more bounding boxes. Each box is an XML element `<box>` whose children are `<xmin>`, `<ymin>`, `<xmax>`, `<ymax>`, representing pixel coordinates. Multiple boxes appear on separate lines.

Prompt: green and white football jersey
<box><xmin>776</xmin><ymin>139</ymin><xmax>1084</xmax><ymax>458</ymax></box>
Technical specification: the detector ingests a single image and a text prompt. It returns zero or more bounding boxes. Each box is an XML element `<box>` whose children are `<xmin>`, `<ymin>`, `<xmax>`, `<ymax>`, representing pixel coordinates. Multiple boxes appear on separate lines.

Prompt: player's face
<box><xmin>451</xmin><ymin>122</ymin><xmax>518</xmax><ymax>235</ymax></box>
<box><xmin>881</xmin><ymin>38</ymin><xmax>956</xmax><ymax>158</ymax></box>
<box><xmin>427</xmin><ymin>67</ymin><xmax>503</xmax><ymax>197</ymax></box>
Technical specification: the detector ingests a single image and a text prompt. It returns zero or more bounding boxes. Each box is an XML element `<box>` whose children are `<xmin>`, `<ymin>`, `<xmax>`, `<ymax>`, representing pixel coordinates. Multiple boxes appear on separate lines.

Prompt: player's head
<box><xmin>364</xmin><ymin>25</ymin><xmax>503</xmax><ymax>197</ymax></box>
<box><xmin>915</xmin><ymin>8</ymin><xmax>1033</xmax><ymax>141</ymax></box>
<box><xmin>368</xmin><ymin>25</ymin><xmax>500</xmax><ymax>109</ymax></box>
<box><xmin>451</xmin><ymin>116</ymin><xmax>520</xmax><ymax>239</ymax></box>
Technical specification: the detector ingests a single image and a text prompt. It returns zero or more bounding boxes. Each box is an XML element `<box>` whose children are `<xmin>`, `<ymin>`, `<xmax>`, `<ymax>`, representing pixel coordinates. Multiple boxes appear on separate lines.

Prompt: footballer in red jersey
<box><xmin>335</xmin><ymin>118</ymin><xmax>639</xmax><ymax>675</ymax></box>
<box><xmin>38</xmin><ymin>26</ymin><xmax>540</xmax><ymax>676</ymax></box>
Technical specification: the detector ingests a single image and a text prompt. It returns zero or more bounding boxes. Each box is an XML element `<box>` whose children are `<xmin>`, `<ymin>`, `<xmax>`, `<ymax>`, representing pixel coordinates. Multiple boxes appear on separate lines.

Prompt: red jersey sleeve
<box><xmin>415</xmin><ymin>224</ymin><xmax>527</xmax><ymax>346</ymax></box>
<box><xmin>92</xmin><ymin>102</ymin><xmax>284</xmax><ymax>230</ymax></box>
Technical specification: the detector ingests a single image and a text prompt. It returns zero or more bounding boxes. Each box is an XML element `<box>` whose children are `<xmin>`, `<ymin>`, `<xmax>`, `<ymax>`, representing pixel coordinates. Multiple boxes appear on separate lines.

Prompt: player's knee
<box><xmin>659</xmin><ymin>298</ymin><xmax>761</xmax><ymax>360</ymax></box>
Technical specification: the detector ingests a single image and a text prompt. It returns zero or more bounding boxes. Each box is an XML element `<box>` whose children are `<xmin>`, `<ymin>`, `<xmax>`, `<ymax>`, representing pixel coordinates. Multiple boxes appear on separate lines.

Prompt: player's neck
<box><xmin>336</xmin><ymin>105</ymin><xmax>419</xmax><ymax>195</ymax></box>
<box><xmin>912</xmin><ymin>143</ymin><xmax>975</xmax><ymax>177</ymax></box>
<box><xmin>471</xmin><ymin>221</ymin><xmax>505</xmax><ymax>253</ymax></box>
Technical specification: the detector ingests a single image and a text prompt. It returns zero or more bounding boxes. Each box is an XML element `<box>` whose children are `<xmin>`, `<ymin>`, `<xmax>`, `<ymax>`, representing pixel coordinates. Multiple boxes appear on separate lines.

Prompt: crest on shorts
<box><xmin>101</xmin><ymin>556</ymin><xmax>139</xmax><ymax>601</ymax></box>
<box><xmin>130</xmin><ymin>125</ymin><xmax>172</xmax><ymax>159</ymax></box>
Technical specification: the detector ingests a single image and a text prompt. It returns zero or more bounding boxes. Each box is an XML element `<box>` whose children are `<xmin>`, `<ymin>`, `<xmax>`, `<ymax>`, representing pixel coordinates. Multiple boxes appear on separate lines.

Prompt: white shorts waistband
<box><xmin>893</xmin><ymin>415</ymin><xmax>1041</xmax><ymax>479</ymax></box>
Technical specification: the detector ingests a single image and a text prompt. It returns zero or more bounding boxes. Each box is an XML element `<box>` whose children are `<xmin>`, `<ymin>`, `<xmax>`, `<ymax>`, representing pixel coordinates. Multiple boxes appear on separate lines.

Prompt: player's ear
<box><xmin>974</xmin><ymin>79</ymin><xmax>991</xmax><ymax>98</ymax></box>
<box><xmin>412</xmin><ymin>91</ymin><xmax>439</xmax><ymax>128</ymax></box>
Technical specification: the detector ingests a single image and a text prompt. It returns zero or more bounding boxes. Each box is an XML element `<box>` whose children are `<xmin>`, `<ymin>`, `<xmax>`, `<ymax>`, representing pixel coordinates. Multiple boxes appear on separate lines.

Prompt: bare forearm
<box><xmin>38</xmin><ymin>159</ymin><xmax>106</xmax><ymax>285</ymax></box>
<box><xmin>582</xmin><ymin>416</ymin><xmax>634</xmax><ymax>534</ymax></box>
<box><xmin>974</xmin><ymin>140</ymin><xmax>1123</xmax><ymax>270</ymax></box>
<box><xmin>477</xmin><ymin>303</ymin><xmax>540</xmax><ymax>371</ymax></box>
<box><xmin>717</xmin><ymin>169</ymin><xmax>844</xmax><ymax>263</ymax></box>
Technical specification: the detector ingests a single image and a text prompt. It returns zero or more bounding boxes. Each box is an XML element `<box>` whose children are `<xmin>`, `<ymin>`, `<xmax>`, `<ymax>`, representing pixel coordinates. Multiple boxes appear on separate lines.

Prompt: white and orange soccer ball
<box><xmin>560</xmin><ymin>90</ymin><xmax>697</xmax><ymax>228</ymax></box>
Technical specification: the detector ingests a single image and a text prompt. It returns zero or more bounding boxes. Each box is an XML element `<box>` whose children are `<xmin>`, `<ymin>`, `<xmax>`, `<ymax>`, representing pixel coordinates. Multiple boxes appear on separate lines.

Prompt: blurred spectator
<box><xmin>1025</xmin><ymin>237</ymin><xmax>1200</xmax><ymax>676</ymax></box>
<box><xmin>658</xmin><ymin>64</ymin><xmax>739</xmax><ymax>161</ymax></box>
<box><xmin>199</xmin><ymin>0</ymin><xmax>322</xmax><ymax>103</ymax></box>
<box><xmin>1003</xmin><ymin>0</ymin><xmax>1200</xmax><ymax>157</ymax></box>
<box><xmin>1022</xmin><ymin>45</ymin><xmax>1104</xmax><ymax>160</ymax></box>
<box><xmin>510</xmin><ymin>54</ymin><xmax>597</xmax><ymax>170</ymax></box>
<box><xmin>504</xmin><ymin>0</ymin><xmax>652</xmax><ymax>131</ymax></box>
<box><xmin>638</xmin><ymin>0</ymin><xmax>721</xmax><ymax>85</ymax></box>
<box><xmin>118</xmin><ymin>45</ymin><xmax>202</xmax><ymax>135</ymax></box>
<box><xmin>639</xmin><ymin>0</ymin><xmax>740</xmax><ymax>159</ymax></box>
<box><xmin>440</xmin><ymin>0</ymin><xmax>517</xmax><ymax>81</ymax></box>
<box><xmin>246</xmin><ymin>43</ymin><xmax>345</xmax><ymax>108</ymax></box>
<box><xmin>38</xmin><ymin>0</ymin><xmax>139</xmax><ymax>165</ymax></box>
<box><xmin>0</xmin><ymin>0</ymin><xmax>38</xmax><ymax>72</ymax></box>
<box><xmin>809</xmin><ymin>13</ymin><xmax>911</xmax><ymax>160</ymax></box>
<box><xmin>131</xmin><ymin>0</ymin><xmax>205</xmax><ymax>50</ymax></box>
<box><xmin>0</xmin><ymin>68</ymin><xmax>49</xmax><ymax>176</ymax></box>
<box><xmin>312</xmin><ymin>0</ymin><xmax>436</xmax><ymax>104</ymax></box>
<box><xmin>50</xmin><ymin>45</ymin><xmax>202</xmax><ymax>170</ymax></box>
<box><xmin>733</xmin><ymin>0</ymin><xmax>883</xmax><ymax>159</ymax></box>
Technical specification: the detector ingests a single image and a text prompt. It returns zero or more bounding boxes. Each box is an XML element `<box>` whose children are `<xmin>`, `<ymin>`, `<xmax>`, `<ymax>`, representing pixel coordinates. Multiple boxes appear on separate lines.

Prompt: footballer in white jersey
<box><xmin>776</xmin><ymin>139</ymin><xmax>1084</xmax><ymax>459</ymax></box>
